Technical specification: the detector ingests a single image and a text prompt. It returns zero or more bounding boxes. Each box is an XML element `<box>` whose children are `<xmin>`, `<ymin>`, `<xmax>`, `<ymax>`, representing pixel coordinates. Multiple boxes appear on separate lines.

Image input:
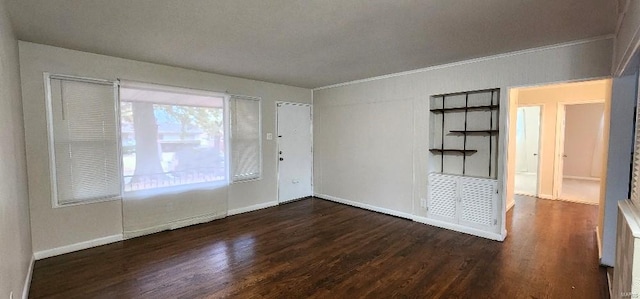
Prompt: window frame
<box><xmin>45</xmin><ymin>74</ymin><xmax>260</xmax><ymax>205</ymax></box>
<box><xmin>117</xmin><ymin>80</ymin><xmax>231</xmax><ymax>195</ymax></box>
<box><xmin>230</xmin><ymin>94</ymin><xmax>263</xmax><ymax>183</ymax></box>
<box><xmin>44</xmin><ymin>72</ymin><xmax>123</xmax><ymax>208</ymax></box>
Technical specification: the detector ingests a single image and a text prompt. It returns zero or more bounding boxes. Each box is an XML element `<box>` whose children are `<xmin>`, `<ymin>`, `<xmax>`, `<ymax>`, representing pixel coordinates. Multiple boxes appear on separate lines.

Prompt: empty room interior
<box><xmin>2</xmin><ymin>1</ymin><xmax>640</xmax><ymax>298</ymax></box>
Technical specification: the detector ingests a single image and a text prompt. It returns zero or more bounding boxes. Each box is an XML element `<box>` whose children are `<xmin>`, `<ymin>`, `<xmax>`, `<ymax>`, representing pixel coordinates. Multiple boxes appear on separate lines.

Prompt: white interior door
<box><xmin>514</xmin><ymin>106</ymin><xmax>541</xmax><ymax>196</ymax></box>
<box><xmin>277</xmin><ymin>102</ymin><xmax>312</xmax><ymax>203</ymax></box>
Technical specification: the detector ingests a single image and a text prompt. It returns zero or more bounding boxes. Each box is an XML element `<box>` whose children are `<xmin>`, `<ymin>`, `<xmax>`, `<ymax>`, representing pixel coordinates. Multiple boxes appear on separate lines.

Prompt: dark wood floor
<box><xmin>29</xmin><ymin>196</ymin><xmax>609</xmax><ymax>298</ymax></box>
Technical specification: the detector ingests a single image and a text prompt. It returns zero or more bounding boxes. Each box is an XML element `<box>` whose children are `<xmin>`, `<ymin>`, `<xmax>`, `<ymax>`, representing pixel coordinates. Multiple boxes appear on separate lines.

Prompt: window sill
<box><xmin>123</xmin><ymin>180</ymin><xmax>229</xmax><ymax>200</ymax></box>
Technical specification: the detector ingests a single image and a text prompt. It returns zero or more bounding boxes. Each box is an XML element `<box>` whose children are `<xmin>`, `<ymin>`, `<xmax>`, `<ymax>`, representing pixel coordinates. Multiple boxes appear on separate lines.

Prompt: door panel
<box><xmin>277</xmin><ymin>103</ymin><xmax>312</xmax><ymax>203</ymax></box>
<box><xmin>428</xmin><ymin>174</ymin><xmax>458</xmax><ymax>223</ymax></box>
<box><xmin>459</xmin><ymin>176</ymin><xmax>498</xmax><ymax>231</ymax></box>
<box><xmin>514</xmin><ymin>106</ymin><xmax>541</xmax><ymax>196</ymax></box>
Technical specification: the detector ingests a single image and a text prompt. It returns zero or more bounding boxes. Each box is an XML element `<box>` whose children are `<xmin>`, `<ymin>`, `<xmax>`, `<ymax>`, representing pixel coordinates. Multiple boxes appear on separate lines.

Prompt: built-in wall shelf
<box><xmin>448</xmin><ymin>130</ymin><xmax>499</xmax><ymax>135</ymax></box>
<box><xmin>429</xmin><ymin>88</ymin><xmax>500</xmax><ymax>178</ymax></box>
<box><xmin>429</xmin><ymin>149</ymin><xmax>478</xmax><ymax>154</ymax></box>
<box><xmin>427</xmin><ymin>88</ymin><xmax>502</xmax><ymax>242</ymax></box>
<box><xmin>430</xmin><ymin>105</ymin><xmax>499</xmax><ymax>113</ymax></box>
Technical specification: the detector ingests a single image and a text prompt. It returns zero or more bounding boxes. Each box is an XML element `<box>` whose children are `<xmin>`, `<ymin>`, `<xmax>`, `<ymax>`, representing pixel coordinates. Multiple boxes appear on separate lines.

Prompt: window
<box><xmin>45</xmin><ymin>74</ymin><xmax>120</xmax><ymax>206</ymax></box>
<box><xmin>230</xmin><ymin>96</ymin><xmax>262</xmax><ymax>182</ymax></box>
<box><xmin>119</xmin><ymin>82</ymin><xmax>228</xmax><ymax>192</ymax></box>
<box><xmin>46</xmin><ymin>75</ymin><xmax>260</xmax><ymax>205</ymax></box>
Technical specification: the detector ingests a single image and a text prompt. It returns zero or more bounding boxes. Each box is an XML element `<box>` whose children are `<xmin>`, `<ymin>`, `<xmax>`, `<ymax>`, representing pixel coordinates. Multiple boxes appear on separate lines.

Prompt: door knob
<box><xmin>279</xmin><ymin>157</ymin><xmax>284</xmax><ymax>161</ymax></box>
<box><xmin>533</xmin><ymin>153</ymin><xmax>537</xmax><ymax>156</ymax></box>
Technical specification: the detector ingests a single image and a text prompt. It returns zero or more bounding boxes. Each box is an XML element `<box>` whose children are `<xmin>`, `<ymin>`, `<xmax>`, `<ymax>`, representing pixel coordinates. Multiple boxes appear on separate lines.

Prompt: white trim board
<box><xmin>538</xmin><ymin>194</ymin><xmax>554</xmax><ymax>200</ymax></box>
<box><xmin>506</xmin><ymin>199</ymin><xmax>515</xmax><ymax>212</ymax></box>
<box><xmin>514</xmin><ymin>192</ymin><xmax>537</xmax><ymax>197</ymax></box>
<box><xmin>556</xmin><ymin>198</ymin><xmax>599</xmax><ymax>205</ymax></box>
<box><xmin>412</xmin><ymin>216</ymin><xmax>505</xmax><ymax>241</ymax></box>
<box><xmin>596</xmin><ymin>226</ymin><xmax>602</xmax><ymax>260</ymax></box>
<box><xmin>314</xmin><ymin>194</ymin><xmax>414</xmax><ymax>220</ymax></box>
<box><xmin>228</xmin><ymin>201</ymin><xmax>279</xmax><ymax>216</ymax></box>
<box><xmin>22</xmin><ymin>254</ymin><xmax>35</xmax><ymax>299</ymax></box>
<box><xmin>34</xmin><ymin>234</ymin><xmax>123</xmax><ymax>260</ymax></box>
<box><xmin>34</xmin><ymin>202</ymin><xmax>279</xmax><ymax>260</ymax></box>
<box><xmin>314</xmin><ymin>35</ymin><xmax>613</xmax><ymax>90</ymax></box>
<box><xmin>124</xmin><ymin>213</ymin><xmax>226</xmax><ymax>239</ymax></box>
<box><xmin>315</xmin><ymin>193</ymin><xmax>505</xmax><ymax>241</ymax></box>
<box><xmin>563</xmin><ymin>175</ymin><xmax>601</xmax><ymax>182</ymax></box>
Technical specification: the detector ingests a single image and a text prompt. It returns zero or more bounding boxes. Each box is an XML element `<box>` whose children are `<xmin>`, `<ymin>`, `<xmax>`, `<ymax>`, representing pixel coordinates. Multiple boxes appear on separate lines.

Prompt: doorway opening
<box><xmin>506</xmin><ymin>78</ymin><xmax>612</xmax><ymax>255</ymax></box>
<box><xmin>514</xmin><ymin>105</ymin><xmax>542</xmax><ymax>197</ymax></box>
<box><xmin>556</xmin><ymin>102</ymin><xmax>606</xmax><ymax>205</ymax></box>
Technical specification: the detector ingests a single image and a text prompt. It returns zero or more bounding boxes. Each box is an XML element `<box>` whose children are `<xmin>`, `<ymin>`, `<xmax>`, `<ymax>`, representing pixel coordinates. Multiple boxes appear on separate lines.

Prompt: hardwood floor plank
<box><xmin>29</xmin><ymin>196</ymin><xmax>609</xmax><ymax>298</ymax></box>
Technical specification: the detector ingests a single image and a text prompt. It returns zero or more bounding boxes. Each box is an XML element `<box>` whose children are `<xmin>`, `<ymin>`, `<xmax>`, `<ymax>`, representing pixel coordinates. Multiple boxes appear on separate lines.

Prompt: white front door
<box><xmin>277</xmin><ymin>102</ymin><xmax>312</xmax><ymax>203</ymax></box>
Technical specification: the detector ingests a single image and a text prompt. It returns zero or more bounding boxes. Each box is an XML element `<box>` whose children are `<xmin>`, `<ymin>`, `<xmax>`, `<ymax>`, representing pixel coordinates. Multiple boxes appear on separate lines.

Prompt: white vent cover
<box><xmin>459</xmin><ymin>177</ymin><xmax>496</xmax><ymax>227</ymax></box>
<box><xmin>428</xmin><ymin>173</ymin><xmax>498</xmax><ymax>234</ymax></box>
<box><xmin>428</xmin><ymin>174</ymin><xmax>458</xmax><ymax>221</ymax></box>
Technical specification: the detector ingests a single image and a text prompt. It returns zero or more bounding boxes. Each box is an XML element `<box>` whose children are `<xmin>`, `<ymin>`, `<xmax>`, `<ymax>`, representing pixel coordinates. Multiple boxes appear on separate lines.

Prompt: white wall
<box><xmin>19</xmin><ymin>41</ymin><xmax>311</xmax><ymax>255</ymax></box>
<box><xmin>602</xmin><ymin>72</ymin><xmax>638</xmax><ymax>266</ymax></box>
<box><xmin>613</xmin><ymin>0</ymin><xmax>640</xmax><ymax>76</ymax></box>
<box><xmin>563</xmin><ymin>103</ymin><xmax>605</xmax><ymax>179</ymax></box>
<box><xmin>0</xmin><ymin>0</ymin><xmax>33</xmax><ymax>298</ymax></box>
<box><xmin>313</xmin><ymin>37</ymin><xmax>613</xmax><ymax>235</ymax></box>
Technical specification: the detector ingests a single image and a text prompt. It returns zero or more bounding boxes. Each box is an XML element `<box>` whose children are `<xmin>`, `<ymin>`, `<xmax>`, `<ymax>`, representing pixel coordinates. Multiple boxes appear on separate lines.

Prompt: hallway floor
<box><xmin>560</xmin><ymin>178</ymin><xmax>601</xmax><ymax>205</ymax></box>
<box><xmin>515</xmin><ymin>173</ymin><xmax>601</xmax><ymax>205</ymax></box>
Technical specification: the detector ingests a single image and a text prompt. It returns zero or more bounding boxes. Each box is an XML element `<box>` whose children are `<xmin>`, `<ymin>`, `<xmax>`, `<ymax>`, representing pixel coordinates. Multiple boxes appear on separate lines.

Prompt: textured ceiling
<box><xmin>6</xmin><ymin>0</ymin><xmax>616</xmax><ymax>88</ymax></box>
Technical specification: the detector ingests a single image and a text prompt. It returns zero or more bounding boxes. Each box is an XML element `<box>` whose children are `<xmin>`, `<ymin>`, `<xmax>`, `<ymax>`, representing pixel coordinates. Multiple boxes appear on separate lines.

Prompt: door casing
<box><xmin>276</xmin><ymin>101</ymin><xmax>313</xmax><ymax>203</ymax></box>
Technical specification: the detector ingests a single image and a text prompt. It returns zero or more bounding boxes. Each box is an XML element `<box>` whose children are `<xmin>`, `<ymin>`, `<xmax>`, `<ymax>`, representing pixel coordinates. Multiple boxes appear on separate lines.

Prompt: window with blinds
<box><xmin>45</xmin><ymin>74</ymin><xmax>262</xmax><ymax>206</ymax></box>
<box><xmin>45</xmin><ymin>74</ymin><xmax>120</xmax><ymax>206</ymax></box>
<box><xmin>230</xmin><ymin>96</ymin><xmax>262</xmax><ymax>182</ymax></box>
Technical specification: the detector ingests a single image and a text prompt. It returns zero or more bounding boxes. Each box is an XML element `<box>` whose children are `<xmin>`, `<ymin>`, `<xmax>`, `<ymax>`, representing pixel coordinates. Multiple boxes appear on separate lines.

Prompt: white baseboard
<box><xmin>412</xmin><ymin>216</ymin><xmax>505</xmax><ymax>241</ymax></box>
<box><xmin>563</xmin><ymin>175</ymin><xmax>600</xmax><ymax>181</ymax></box>
<box><xmin>228</xmin><ymin>201</ymin><xmax>279</xmax><ymax>216</ymax></box>
<box><xmin>556</xmin><ymin>198</ymin><xmax>599</xmax><ymax>205</ymax></box>
<box><xmin>514</xmin><ymin>191</ymin><xmax>537</xmax><ymax>197</ymax></box>
<box><xmin>124</xmin><ymin>213</ymin><xmax>226</xmax><ymax>239</ymax></box>
<box><xmin>596</xmin><ymin>226</ymin><xmax>602</xmax><ymax>259</ymax></box>
<box><xmin>506</xmin><ymin>200</ymin><xmax>515</xmax><ymax>211</ymax></box>
<box><xmin>539</xmin><ymin>193</ymin><xmax>554</xmax><ymax>200</ymax></box>
<box><xmin>34</xmin><ymin>234</ymin><xmax>123</xmax><ymax>260</ymax></box>
<box><xmin>607</xmin><ymin>269</ymin><xmax>613</xmax><ymax>298</ymax></box>
<box><xmin>314</xmin><ymin>193</ymin><xmax>413</xmax><ymax>220</ymax></box>
<box><xmin>316</xmin><ymin>193</ymin><xmax>504</xmax><ymax>241</ymax></box>
<box><xmin>22</xmin><ymin>254</ymin><xmax>34</xmax><ymax>299</ymax></box>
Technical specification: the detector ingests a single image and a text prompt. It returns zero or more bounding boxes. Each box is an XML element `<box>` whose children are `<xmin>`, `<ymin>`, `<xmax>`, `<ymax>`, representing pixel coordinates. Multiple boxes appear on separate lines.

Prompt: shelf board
<box><xmin>448</xmin><ymin>130</ymin><xmax>499</xmax><ymax>135</ymax></box>
<box><xmin>430</xmin><ymin>105</ymin><xmax>499</xmax><ymax>113</ymax></box>
<box><xmin>429</xmin><ymin>149</ymin><xmax>478</xmax><ymax>154</ymax></box>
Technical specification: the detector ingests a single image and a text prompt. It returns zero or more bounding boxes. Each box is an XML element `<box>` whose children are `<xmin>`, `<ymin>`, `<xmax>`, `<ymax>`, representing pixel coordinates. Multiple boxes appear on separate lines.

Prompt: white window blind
<box><xmin>230</xmin><ymin>96</ymin><xmax>262</xmax><ymax>182</ymax></box>
<box><xmin>45</xmin><ymin>74</ymin><xmax>120</xmax><ymax>206</ymax></box>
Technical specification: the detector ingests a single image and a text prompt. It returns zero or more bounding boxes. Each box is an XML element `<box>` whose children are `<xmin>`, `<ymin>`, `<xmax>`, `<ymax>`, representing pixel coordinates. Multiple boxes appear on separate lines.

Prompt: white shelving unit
<box><xmin>426</xmin><ymin>89</ymin><xmax>501</xmax><ymax>240</ymax></box>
